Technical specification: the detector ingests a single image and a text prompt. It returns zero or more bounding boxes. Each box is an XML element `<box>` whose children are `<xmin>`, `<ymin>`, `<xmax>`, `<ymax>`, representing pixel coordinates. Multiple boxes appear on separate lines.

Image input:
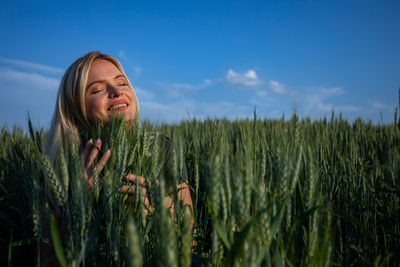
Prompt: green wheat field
<box><xmin>1</xmin><ymin>106</ymin><xmax>400</xmax><ymax>266</ymax></box>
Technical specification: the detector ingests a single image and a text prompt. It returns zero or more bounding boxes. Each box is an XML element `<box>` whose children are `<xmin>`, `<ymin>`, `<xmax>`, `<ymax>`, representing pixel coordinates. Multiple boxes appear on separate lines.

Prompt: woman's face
<box><xmin>85</xmin><ymin>59</ymin><xmax>137</xmax><ymax>124</ymax></box>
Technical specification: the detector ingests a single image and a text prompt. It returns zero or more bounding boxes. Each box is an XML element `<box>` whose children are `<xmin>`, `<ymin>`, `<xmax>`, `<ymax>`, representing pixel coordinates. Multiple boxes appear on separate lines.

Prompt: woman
<box><xmin>46</xmin><ymin>50</ymin><xmax>193</xmax><ymax>217</ymax></box>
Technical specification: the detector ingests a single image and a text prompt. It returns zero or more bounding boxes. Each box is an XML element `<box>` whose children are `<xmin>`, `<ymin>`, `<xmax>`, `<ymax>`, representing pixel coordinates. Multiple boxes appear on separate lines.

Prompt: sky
<box><xmin>0</xmin><ymin>0</ymin><xmax>399</xmax><ymax>129</ymax></box>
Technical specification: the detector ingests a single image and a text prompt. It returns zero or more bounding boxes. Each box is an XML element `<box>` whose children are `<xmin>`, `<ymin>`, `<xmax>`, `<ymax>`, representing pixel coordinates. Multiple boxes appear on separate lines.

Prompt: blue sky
<box><xmin>1</xmin><ymin>1</ymin><xmax>399</xmax><ymax>129</ymax></box>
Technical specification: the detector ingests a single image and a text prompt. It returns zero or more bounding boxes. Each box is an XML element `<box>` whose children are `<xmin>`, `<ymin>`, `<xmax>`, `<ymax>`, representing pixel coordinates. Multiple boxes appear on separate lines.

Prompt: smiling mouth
<box><xmin>108</xmin><ymin>104</ymin><xmax>128</xmax><ymax>111</ymax></box>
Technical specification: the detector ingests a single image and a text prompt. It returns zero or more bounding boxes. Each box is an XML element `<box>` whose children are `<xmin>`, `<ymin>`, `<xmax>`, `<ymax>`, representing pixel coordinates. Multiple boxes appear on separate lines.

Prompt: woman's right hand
<box><xmin>83</xmin><ymin>139</ymin><xmax>111</xmax><ymax>190</ymax></box>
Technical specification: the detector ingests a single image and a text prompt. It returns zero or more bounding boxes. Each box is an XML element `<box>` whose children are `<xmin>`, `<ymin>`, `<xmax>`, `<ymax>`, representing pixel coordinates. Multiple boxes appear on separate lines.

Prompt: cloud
<box><xmin>369</xmin><ymin>101</ymin><xmax>393</xmax><ymax>111</ymax></box>
<box><xmin>335</xmin><ymin>105</ymin><xmax>360</xmax><ymax>112</ymax></box>
<box><xmin>0</xmin><ymin>58</ymin><xmax>63</xmax><ymax>74</ymax></box>
<box><xmin>319</xmin><ymin>87</ymin><xmax>344</xmax><ymax>97</ymax></box>
<box><xmin>139</xmin><ymin>98</ymin><xmax>251</xmax><ymax>123</ymax></box>
<box><xmin>255</xmin><ymin>89</ymin><xmax>268</xmax><ymax>97</ymax></box>
<box><xmin>226</xmin><ymin>69</ymin><xmax>263</xmax><ymax>87</ymax></box>
<box><xmin>305</xmin><ymin>87</ymin><xmax>344</xmax><ymax>111</ymax></box>
<box><xmin>159</xmin><ymin>79</ymin><xmax>214</xmax><ymax>98</ymax></box>
<box><xmin>316</xmin><ymin>102</ymin><xmax>333</xmax><ymax>112</ymax></box>
<box><xmin>169</xmin><ymin>83</ymin><xmax>202</xmax><ymax>97</ymax></box>
<box><xmin>134</xmin><ymin>86</ymin><xmax>154</xmax><ymax>100</ymax></box>
<box><xmin>140</xmin><ymin>100</ymin><xmax>196</xmax><ymax>122</ymax></box>
<box><xmin>301</xmin><ymin>87</ymin><xmax>361</xmax><ymax>116</ymax></box>
<box><xmin>268</xmin><ymin>80</ymin><xmax>286</xmax><ymax>94</ymax></box>
<box><xmin>159</xmin><ymin>68</ymin><xmax>264</xmax><ymax>100</ymax></box>
<box><xmin>143</xmin><ymin>67</ymin><xmax>367</xmax><ymax>122</ymax></box>
<box><xmin>0</xmin><ymin>69</ymin><xmax>60</xmax><ymax>91</ymax></box>
<box><xmin>200</xmin><ymin>101</ymin><xmax>249</xmax><ymax>118</ymax></box>
<box><xmin>0</xmin><ymin>58</ymin><xmax>62</xmax><ymax>128</ymax></box>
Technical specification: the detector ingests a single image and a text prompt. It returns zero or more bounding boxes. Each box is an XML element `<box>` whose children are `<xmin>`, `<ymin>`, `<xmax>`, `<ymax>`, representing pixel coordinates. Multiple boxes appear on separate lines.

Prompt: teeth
<box><xmin>109</xmin><ymin>104</ymin><xmax>127</xmax><ymax>111</ymax></box>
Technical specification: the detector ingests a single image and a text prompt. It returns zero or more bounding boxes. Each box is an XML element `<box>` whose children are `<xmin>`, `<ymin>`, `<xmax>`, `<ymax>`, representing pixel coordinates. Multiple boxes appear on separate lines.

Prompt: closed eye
<box><xmin>90</xmin><ymin>87</ymin><xmax>104</xmax><ymax>94</ymax></box>
<box><xmin>116</xmin><ymin>77</ymin><xmax>128</xmax><ymax>87</ymax></box>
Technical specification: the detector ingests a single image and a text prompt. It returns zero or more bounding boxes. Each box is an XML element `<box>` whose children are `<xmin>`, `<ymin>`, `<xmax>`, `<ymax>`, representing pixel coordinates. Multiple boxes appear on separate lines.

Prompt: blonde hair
<box><xmin>46</xmin><ymin>51</ymin><xmax>139</xmax><ymax>163</ymax></box>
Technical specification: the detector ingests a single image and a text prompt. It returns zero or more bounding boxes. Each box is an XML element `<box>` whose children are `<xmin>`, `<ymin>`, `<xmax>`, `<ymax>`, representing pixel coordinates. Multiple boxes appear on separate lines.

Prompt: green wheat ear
<box><xmin>127</xmin><ymin>217</ymin><xmax>143</xmax><ymax>267</ymax></box>
<box><xmin>3</xmin><ymin>100</ymin><xmax>400</xmax><ymax>265</ymax></box>
<box><xmin>40</xmin><ymin>154</ymin><xmax>67</xmax><ymax>207</ymax></box>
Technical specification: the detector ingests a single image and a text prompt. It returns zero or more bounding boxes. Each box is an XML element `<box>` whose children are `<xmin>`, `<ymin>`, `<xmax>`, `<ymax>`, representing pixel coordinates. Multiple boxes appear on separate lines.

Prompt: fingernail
<box><xmin>95</xmin><ymin>139</ymin><xmax>101</xmax><ymax>145</ymax></box>
<box><xmin>106</xmin><ymin>149</ymin><xmax>111</xmax><ymax>155</ymax></box>
<box><xmin>87</xmin><ymin>138</ymin><xmax>93</xmax><ymax>145</ymax></box>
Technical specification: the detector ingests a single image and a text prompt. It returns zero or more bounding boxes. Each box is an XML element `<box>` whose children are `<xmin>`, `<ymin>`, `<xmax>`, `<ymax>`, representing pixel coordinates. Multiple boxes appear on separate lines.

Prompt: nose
<box><xmin>108</xmin><ymin>85</ymin><xmax>123</xmax><ymax>98</ymax></box>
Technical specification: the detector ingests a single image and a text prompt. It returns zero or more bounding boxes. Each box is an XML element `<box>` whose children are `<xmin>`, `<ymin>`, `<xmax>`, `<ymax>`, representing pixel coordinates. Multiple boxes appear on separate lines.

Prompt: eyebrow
<box><xmin>86</xmin><ymin>74</ymin><xmax>127</xmax><ymax>90</ymax></box>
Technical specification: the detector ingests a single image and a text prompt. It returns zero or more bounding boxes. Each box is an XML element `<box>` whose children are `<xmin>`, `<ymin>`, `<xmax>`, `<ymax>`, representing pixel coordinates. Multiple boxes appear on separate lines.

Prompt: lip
<box><xmin>107</xmin><ymin>99</ymin><xmax>129</xmax><ymax>111</ymax></box>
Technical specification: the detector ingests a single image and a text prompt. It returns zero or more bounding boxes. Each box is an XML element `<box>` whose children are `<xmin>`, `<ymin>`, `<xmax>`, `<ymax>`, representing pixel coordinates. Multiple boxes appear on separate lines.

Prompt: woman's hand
<box><xmin>121</xmin><ymin>174</ymin><xmax>194</xmax><ymax>221</ymax></box>
<box><xmin>120</xmin><ymin>174</ymin><xmax>153</xmax><ymax>215</ymax></box>
<box><xmin>83</xmin><ymin>139</ymin><xmax>194</xmax><ymax>226</ymax></box>
<box><xmin>83</xmin><ymin>138</ymin><xmax>111</xmax><ymax>190</ymax></box>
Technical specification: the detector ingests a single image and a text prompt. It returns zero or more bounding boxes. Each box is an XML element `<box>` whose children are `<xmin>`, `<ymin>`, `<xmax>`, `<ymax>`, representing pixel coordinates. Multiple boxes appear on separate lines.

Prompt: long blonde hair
<box><xmin>46</xmin><ymin>51</ymin><xmax>139</xmax><ymax>163</ymax></box>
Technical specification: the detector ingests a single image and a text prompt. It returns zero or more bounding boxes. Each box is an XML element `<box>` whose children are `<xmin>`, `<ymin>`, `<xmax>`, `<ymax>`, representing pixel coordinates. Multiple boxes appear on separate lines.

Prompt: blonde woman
<box><xmin>46</xmin><ymin>50</ymin><xmax>193</xmax><ymax>216</ymax></box>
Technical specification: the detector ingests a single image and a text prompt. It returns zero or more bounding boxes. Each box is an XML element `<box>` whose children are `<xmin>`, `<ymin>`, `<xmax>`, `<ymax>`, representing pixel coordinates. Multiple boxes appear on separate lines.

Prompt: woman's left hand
<box><xmin>120</xmin><ymin>174</ymin><xmax>153</xmax><ymax>215</ymax></box>
<box><xmin>121</xmin><ymin>174</ymin><xmax>196</xmax><ymax>250</ymax></box>
<box><xmin>120</xmin><ymin>174</ymin><xmax>194</xmax><ymax>219</ymax></box>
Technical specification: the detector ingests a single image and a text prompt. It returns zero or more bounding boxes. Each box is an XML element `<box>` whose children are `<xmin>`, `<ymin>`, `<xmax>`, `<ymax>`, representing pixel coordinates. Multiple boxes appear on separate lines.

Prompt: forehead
<box><xmin>87</xmin><ymin>59</ymin><xmax>123</xmax><ymax>82</ymax></box>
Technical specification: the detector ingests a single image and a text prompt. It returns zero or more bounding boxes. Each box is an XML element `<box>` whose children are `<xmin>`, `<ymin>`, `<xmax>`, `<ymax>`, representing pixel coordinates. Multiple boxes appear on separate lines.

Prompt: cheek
<box><xmin>85</xmin><ymin>99</ymin><xmax>94</xmax><ymax>118</ymax></box>
<box><xmin>85</xmin><ymin>97</ymin><xmax>104</xmax><ymax>120</ymax></box>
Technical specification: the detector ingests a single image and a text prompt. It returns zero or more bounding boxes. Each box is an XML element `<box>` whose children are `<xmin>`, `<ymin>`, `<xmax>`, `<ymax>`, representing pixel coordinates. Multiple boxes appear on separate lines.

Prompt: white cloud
<box><xmin>171</xmin><ymin>83</ymin><xmax>198</xmax><ymax>91</ymax></box>
<box><xmin>204</xmin><ymin>79</ymin><xmax>213</xmax><ymax>85</ymax></box>
<box><xmin>319</xmin><ymin>87</ymin><xmax>344</xmax><ymax>97</ymax></box>
<box><xmin>336</xmin><ymin>105</ymin><xmax>360</xmax><ymax>112</ymax></box>
<box><xmin>0</xmin><ymin>69</ymin><xmax>60</xmax><ymax>91</ymax></box>
<box><xmin>226</xmin><ymin>69</ymin><xmax>263</xmax><ymax>87</ymax></box>
<box><xmin>316</xmin><ymin>102</ymin><xmax>333</xmax><ymax>112</ymax></box>
<box><xmin>250</xmin><ymin>94</ymin><xmax>277</xmax><ymax>107</ymax></box>
<box><xmin>305</xmin><ymin>87</ymin><xmax>344</xmax><ymax>111</ymax></box>
<box><xmin>255</xmin><ymin>89</ymin><xmax>268</xmax><ymax>97</ymax></box>
<box><xmin>268</xmin><ymin>80</ymin><xmax>286</xmax><ymax>94</ymax></box>
<box><xmin>0</xmin><ymin>58</ymin><xmax>63</xmax><ymax>74</ymax></box>
<box><xmin>140</xmin><ymin>100</ymin><xmax>195</xmax><ymax>122</ymax></box>
<box><xmin>200</xmin><ymin>101</ymin><xmax>248</xmax><ymax>118</ymax></box>
<box><xmin>369</xmin><ymin>101</ymin><xmax>393</xmax><ymax>111</ymax></box>
<box><xmin>245</xmin><ymin>70</ymin><xmax>257</xmax><ymax>79</ymax></box>
<box><xmin>145</xmin><ymin>68</ymin><xmax>367</xmax><ymax>122</ymax></box>
<box><xmin>301</xmin><ymin>87</ymin><xmax>361</xmax><ymax>117</ymax></box>
<box><xmin>160</xmin><ymin>79</ymin><xmax>214</xmax><ymax>98</ymax></box>
<box><xmin>139</xmin><ymin>98</ymin><xmax>251</xmax><ymax>123</ymax></box>
<box><xmin>134</xmin><ymin>86</ymin><xmax>154</xmax><ymax>100</ymax></box>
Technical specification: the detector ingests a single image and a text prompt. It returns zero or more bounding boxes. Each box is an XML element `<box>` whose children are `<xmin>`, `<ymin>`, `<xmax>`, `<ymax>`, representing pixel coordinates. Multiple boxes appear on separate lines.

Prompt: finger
<box><xmin>120</xmin><ymin>186</ymin><xmax>150</xmax><ymax>211</ymax></box>
<box><xmin>139</xmin><ymin>190</ymin><xmax>153</xmax><ymax>215</ymax></box>
<box><xmin>125</xmin><ymin>174</ymin><xmax>160</xmax><ymax>189</ymax></box>
<box><xmin>86</xmin><ymin>139</ymin><xmax>102</xmax><ymax>167</ymax></box>
<box><xmin>120</xmin><ymin>185</ymin><xmax>136</xmax><ymax>194</ymax></box>
<box><xmin>96</xmin><ymin>149</ymin><xmax>111</xmax><ymax>174</ymax></box>
<box><xmin>126</xmin><ymin>174</ymin><xmax>147</xmax><ymax>186</ymax></box>
<box><xmin>83</xmin><ymin>139</ymin><xmax>93</xmax><ymax>160</ymax></box>
<box><xmin>163</xmin><ymin>195</ymin><xmax>174</xmax><ymax>209</ymax></box>
<box><xmin>120</xmin><ymin>185</ymin><xmax>148</xmax><ymax>199</ymax></box>
<box><xmin>143</xmin><ymin>195</ymin><xmax>151</xmax><ymax>214</ymax></box>
<box><xmin>87</xmin><ymin>176</ymin><xmax>93</xmax><ymax>189</ymax></box>
<box><xmin>141</xmin><ymin>187</ymin><xmax>148</xmax><ymax>199</ymax></box>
